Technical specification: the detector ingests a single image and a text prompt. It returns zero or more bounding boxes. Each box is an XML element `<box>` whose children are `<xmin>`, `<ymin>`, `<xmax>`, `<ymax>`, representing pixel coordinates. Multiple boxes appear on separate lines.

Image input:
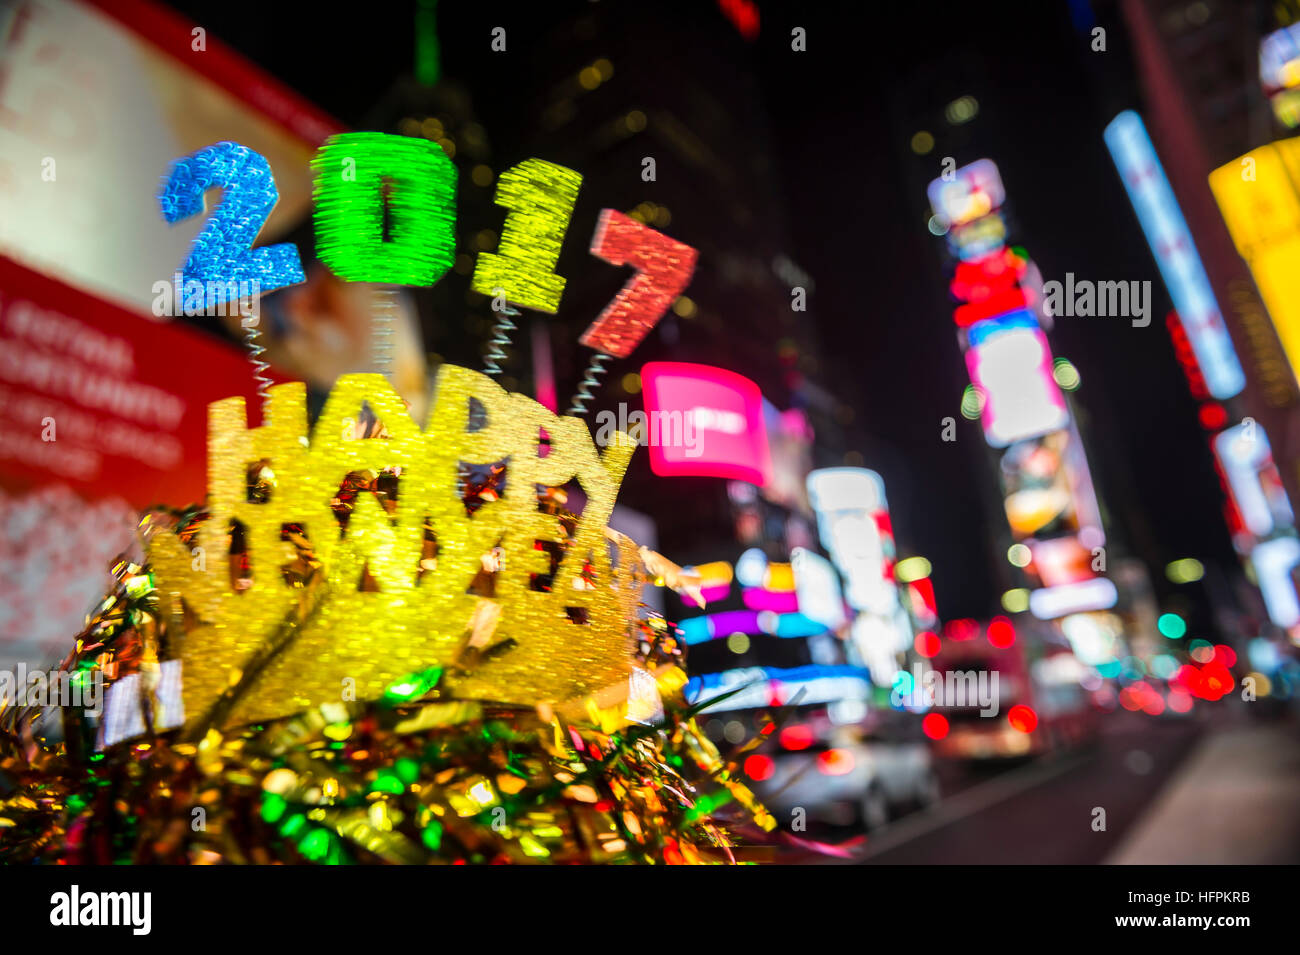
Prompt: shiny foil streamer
<box><xmin>159</xmin><ymin>141</ymin><xmax>305</xmax><ymax>300</ymax></box>
<box><xmin>313</xmin><ymin>133</ymin><xmax>457</xmax><ymax>285</ymax></box>
<box><xmin>580</xmin><ymin>209</ymin><xmax>699</xmax><ymax>358</ymax></box>
<box><xmin>0</xmin><ymin>479</ymin><xmax>778</xmax><ymax>864</ymax></box>
<box><xmin>0</xmin><ymin>640</ymin><xmax>776</xmax><ymax>864</ymax></box>
<box><xmin>146</xmin><ymin>365</ymin><xmax>639</xmax><ymax>724</ymax></box>
<box><xmin>471</xmin><ymin>159</ymin><xmax>583</xmax><ymax>313</ymax></box>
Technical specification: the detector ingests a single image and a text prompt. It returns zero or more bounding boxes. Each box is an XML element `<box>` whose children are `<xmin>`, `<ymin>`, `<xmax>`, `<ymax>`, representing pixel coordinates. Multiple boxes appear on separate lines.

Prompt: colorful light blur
<box><xmin>1103</xmin><ymin>111</ymin><xmax>1246</xmax><ymax>399</ymax></box>
<box><xmin>640</xmin><ymin>361</ymin><xmax>772</xmax><ymax>484</ymax></box>
<box><xmin>921</xmin><ymin>712</ymin><xmax>949</xmax><ymax>740</ymax></box>
<box><xmin>735</xmin><ymin>548</ymin><xmax>767</xmax><ymax>587</ymax></box>
<box><xmin>675</xmin><ymin>608</ymin><xmax>828</xmax><ymax>645</ymax></box>
<box><xmin>1212</xmin><ymin>423</ymin><xmax>1294</xmax><ymax>540</ymax></box>
<box><xmin>806</xmin><ymin>468</ymin><xmax>897</xmax><ymax>614</ymax></box>
<box><xmin>1210</xmin><ymin>138</ymin><xmax>1300</xmax><ymax>387</ymax></box>
<box><xmin>807</xmin><ymin>468</ymin><xmax>914</xmax><ymax>685</ymax></box>
<box><xmin>1001</xmin><ymin>588</ymin><xmax>1031</xmax><ymax>613</ymax></box>
<box><xmin>1261</xmin><ymin>24</ymin><xmax>1300</xmax><ymax>127</ymax></box>
<box><xmin>816</xmin><ymin>748</ymin><xmax>856</xmax><ymax>776</ymax></box>
<box><xmin>1059</xmin><ymin>612</ymin><xmax>1123</xmax><ymax>668</ymax></box>
<box><xmin>943</xmin><ymin>618</ymin><xmax>980</xmax><ymax>642</ymax></box>
<box><xmin>1157</xmin><ymin>612</ymin><xmax>1187</xmax><ymax>639</ymax></box>
<box><xmin>779</xmin><ymin>724</ymin><xmax>815</xmax><ymax>751</ymax></box>
<box><xmin>964</xmin><ymin>312</ymin><xmax>1070</xmax><ymax>447</ymax></box>
<box><xmin>741</xmin><ymin>587</ymin><xmax>799</xmax><ymax>613</ymax></box>
<box><xmin>1007</xmin><ymin>705</ymin><xmax>1038</xmax><ymax>733</ymax></box>
<box><xmin>1251</xmin><ymin>537</ymin><xmax>1300</xmax><ymax>628</ymax></box>
<box><xmin>906</xmin><ymin>576</ymin><xmax>939</xmax><ymax>627</ymax></box>
<box><xmin>685</xmin><ymin>664</ymin><xmax>874</xmax><ymax>710</ymax></box>
<box><xmin>1029</xmin><ymin>578</ymin><xmax>1118</xmax><ymax>619</ymax></box>
<box><xmin>927</xmin><ymin>158</ymin><xmax>1005</xmax><ymax>228</ymax></box>
<box><xmin>929</xmin><ymin>158</ymin><xmax>1112</xmax><ymax>628</ymax></box>
<box><xmin>986</xmin><ymin>616</ymin><xmax>1016</xmax><ymax>649</ymax></box>
<box><xmin>1165</xmin><ymin>558</ymin><xmax>1205</xmax><ymax>584</ymax></box>
<box><xmin>791</xmin><ymin>547</ymin><xmax>847</xmax><ymax>629</ymax></box>
<box><xmin>893</xmin><ymin>556</ymin><xmax>932</xmax><ymax>583</ymax></box>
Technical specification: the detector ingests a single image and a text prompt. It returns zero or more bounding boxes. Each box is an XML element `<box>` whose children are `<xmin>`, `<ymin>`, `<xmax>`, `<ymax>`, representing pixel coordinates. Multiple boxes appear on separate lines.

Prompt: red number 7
<box><xmin>580</xmin><ymin>209</ymin><xmax>698</xmax><ymax>358</ymax></box>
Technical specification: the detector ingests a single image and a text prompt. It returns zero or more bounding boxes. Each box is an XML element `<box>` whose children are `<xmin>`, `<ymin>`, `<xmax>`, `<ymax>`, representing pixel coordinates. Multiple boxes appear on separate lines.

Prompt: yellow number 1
<box><xmin>472</xmin><ymin>158</ymin><xmax>582</xmax><ymax>313</ymax></box>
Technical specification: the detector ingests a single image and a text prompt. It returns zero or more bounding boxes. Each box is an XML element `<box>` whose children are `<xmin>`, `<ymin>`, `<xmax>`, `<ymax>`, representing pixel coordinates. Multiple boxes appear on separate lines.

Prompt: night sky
<box><xmin>165</xmin><ymin>0</ymin><xmax>1238</xmax><ymax>620</ymax></box>
<box><xmin>752</xmin><ymin>0</ymin><xmax>1236</xmax><ymax>618</ymax></box>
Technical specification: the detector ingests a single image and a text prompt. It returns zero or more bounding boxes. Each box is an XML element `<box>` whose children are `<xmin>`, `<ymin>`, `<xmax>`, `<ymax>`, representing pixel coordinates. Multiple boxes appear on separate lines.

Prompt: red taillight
<box><xmin>914</xmin><ymin>630</ymin><xmax>940</xmax><ymax>658</ymax></box>
<box><xmin>944</xmin><ymin>618</ymin><xmax>979</xmax><ymax>641</ymax></box>
<box><xmin>816</xmin><ymin>748</ymin><xmax>856</xmax><ymax>776</ymax></box>
<box><xmin>779</xmin><ymin>724</ymin><xmax>815</xmax><ymax>751</ymax></box>
<box><xmin>743</xmin><ymin>754</ymin><xmax>774</xmax><ymax>781</ymax></box>
<box><xmin>1198</xmin><ymin>403</ymin><xmax>1228</xmax><ymax>430</ymax></box>
<box><xmin>1007</xmin><ymin>704</ymin><xmax>1038</xmax><ymax>733</ymax></box>
<box><xmin>1199</xmin><ymin>662</ymin><xmax>1232</xmax><ymax>701</ymax></box>
<box><xmin>1213</xmin><ymin>644</ymin><xmax>1237</xmax><ymax>667</ymax></box>
<box><xmin>922</xmin><ymin>713</ymin><xmax>950</xmax><ymax>740</ymax></box>
<box><xmin>987</xmin><ymin>616</ymin><xmax>1015</xmax><ymax>648</ymax></box>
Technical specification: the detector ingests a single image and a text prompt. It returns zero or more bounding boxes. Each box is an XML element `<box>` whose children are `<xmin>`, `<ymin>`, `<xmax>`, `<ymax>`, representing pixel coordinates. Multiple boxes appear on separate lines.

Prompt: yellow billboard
<box><xmin>1211</xmin><ymin>138</ymin><xmax>1300</xmax><ymax>384</ymax></box>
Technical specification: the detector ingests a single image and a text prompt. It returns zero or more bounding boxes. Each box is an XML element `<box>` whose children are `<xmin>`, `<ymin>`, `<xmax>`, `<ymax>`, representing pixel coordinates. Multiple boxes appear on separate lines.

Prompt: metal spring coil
<box><xmin>567</xmin><ymin>351</ymin><xmax>612</xmax><ymax>416</ymax></box>
<box><xmin>483</xmin><ymin>303</ymin><xmax>519</xmax><ymax>377</ymax></box>
<box><xmin>372</xmin><ymin>286</ymin><xmax>399</xmax><ymax>381</ymax></box>
<box><xmin>244</xmin><ymin>319</ymin><xmax>272</xmax><ymax>416</ymax></box>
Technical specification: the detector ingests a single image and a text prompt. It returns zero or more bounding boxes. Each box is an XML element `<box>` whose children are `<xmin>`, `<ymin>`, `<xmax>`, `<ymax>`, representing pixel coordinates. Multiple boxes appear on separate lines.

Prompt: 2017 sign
<box><xmin>159</xmin><ymin>134</ymin><xmax>698</xmax><ymax>358</ymax></box>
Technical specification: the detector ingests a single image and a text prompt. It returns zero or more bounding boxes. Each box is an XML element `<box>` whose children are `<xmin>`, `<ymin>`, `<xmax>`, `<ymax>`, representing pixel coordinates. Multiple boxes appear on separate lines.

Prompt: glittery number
<box><xmin>313</xmin><ymin>132</ymin><xmax>457</xmax><ymax>285</ymax></box>
<box><xmin>580</xmin><ymin>209</ymin><xmax>699</xmax><ymax>358</ymax></box>
<box><xmin>158</xmin><ymin>142</ymin><xmax>305</xmax><ymax>302</ymax></box>
<box><xmin>471</xmin><ymin>159</ymin><xmax>583</xmax><ymax>313</ymax></box>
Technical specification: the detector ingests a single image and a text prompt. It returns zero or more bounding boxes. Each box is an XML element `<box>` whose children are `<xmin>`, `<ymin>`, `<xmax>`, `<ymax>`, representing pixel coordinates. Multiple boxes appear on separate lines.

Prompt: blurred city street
<box><xmin>774</xmin><ymin>708</ymin><xmax>1300</xmax><ymax>864</ymax></box>
<box><xmin>3</xmin><ymin>0</ymin><xmax>1300</xmax><ymax>894</ymax></box>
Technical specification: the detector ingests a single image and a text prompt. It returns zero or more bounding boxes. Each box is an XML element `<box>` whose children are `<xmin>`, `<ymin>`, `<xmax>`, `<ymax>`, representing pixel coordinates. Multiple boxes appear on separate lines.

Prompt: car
<box><xmin>927</xmin><ymin>617</ymin><xmax>1099</xmax><ymax>762</ymax></box>
<box><xmin>716</xmin><ymin>707</ymin><xmax>940</xmax><ymax>830</ymax></box>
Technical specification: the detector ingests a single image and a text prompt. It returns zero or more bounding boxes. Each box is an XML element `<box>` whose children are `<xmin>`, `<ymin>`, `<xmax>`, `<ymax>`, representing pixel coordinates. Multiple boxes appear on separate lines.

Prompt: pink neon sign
<box><xmin>640</xmin><ymin>362</ymin><xmax>772</xmax><ymax>484</ymax></box>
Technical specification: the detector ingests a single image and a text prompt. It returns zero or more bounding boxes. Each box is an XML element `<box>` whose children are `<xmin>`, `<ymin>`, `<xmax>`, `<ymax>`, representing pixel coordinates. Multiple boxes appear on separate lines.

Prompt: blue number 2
<box><xmin>159</xmin><ymin>141</ymin><xmax>304</xmax><ymax>304</ymax></box>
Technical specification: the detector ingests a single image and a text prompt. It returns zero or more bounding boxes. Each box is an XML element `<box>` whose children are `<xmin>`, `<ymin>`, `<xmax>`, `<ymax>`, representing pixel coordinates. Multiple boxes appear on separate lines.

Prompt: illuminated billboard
<box><xmin>1028</xmin><ymin>577</ymin><xmax>1118</xmax><ymax>620</ymax></box>
<box><xmin>927</xmin><ymin>158</ymin><xmax>1005</xmax><ymax>227</ymax></box>
<box><xmin>0</xmin><ymin>0</ymin><xmax>335</xmax><ymax>313</ymax></box>
<box><xmin>761</xmin><ymin>401</ymin><xmax>814</xmax><ymax>513</ymax></box>
<box><xmin>1001</xmin><ymin>432</ymin><xmax>1078</xmax><ymax>540</ymax></box>
<box><xmin>1251</xmin><ymin>537</ymin><xmax>1300</xmax><ymax>628</ymax></box>
<box><xmin>1212</xmin><ymin>422</ymin><xmax>1294</xmax><ymax>540</ymax></box>
<box><xmin>639</xmin><ymin>362</ymin><xmax>772</xmax><ymax>485</ymax></box>
<box><xmin>686</xmin><ymin>664</ymin><xmax>873</xmax><ymax>710</ymax></box>
<box><xmin>1261</xmin><ymin>24</ymin><xmax>1300</xmax><ymax>127</ymax></box>
<box><xmin>928</xmin><ymin>155</ymin><xmax>1114</xmax><ymax>626</ymax></box>
<box><xmin>1000</xmin><ymin>426</ymin><xmax>1103</xmax><ymax>545</ymax></box>
<box><xmin>807</xmin><ymin>467</ymin><xmax>912</xmax><ymax>684</ymax></box>
<box><xmin>1261</xmin><ymin>23</ymin><xmax>1300</xmax><ymax>91</ymax></box>
<box><xmin>791</xmin><ymin>547</ymin><xmax>847</xmax><ymax>630</ymax></box>
<box><xmin>1209</xmin><ymin>138</ymin><xmax>1300</xmax><ymax>387</ymax></box>
<box><xmin>0</xmin><ymin>0</ymin><xmax>339</xmax><ymax>669</ymax></box>
<box><xmin>1026</xmin><ymin>537</ymin><xmax>1098</xmax><ymax>588</ymax></box>
<box><xmin>1104</xmin><ymin>111</ymin><xmax>1246</xmax><ymax>400</ymax></box>
<box><xmin>965</xmin><ymin>311</ymin><xmax>1069</xmax><ymax>448</ymax></box>
<box><xmin>806</xmin><ymin>467</ymin><xmax>896</xmax><ymax>614</ymax></box>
